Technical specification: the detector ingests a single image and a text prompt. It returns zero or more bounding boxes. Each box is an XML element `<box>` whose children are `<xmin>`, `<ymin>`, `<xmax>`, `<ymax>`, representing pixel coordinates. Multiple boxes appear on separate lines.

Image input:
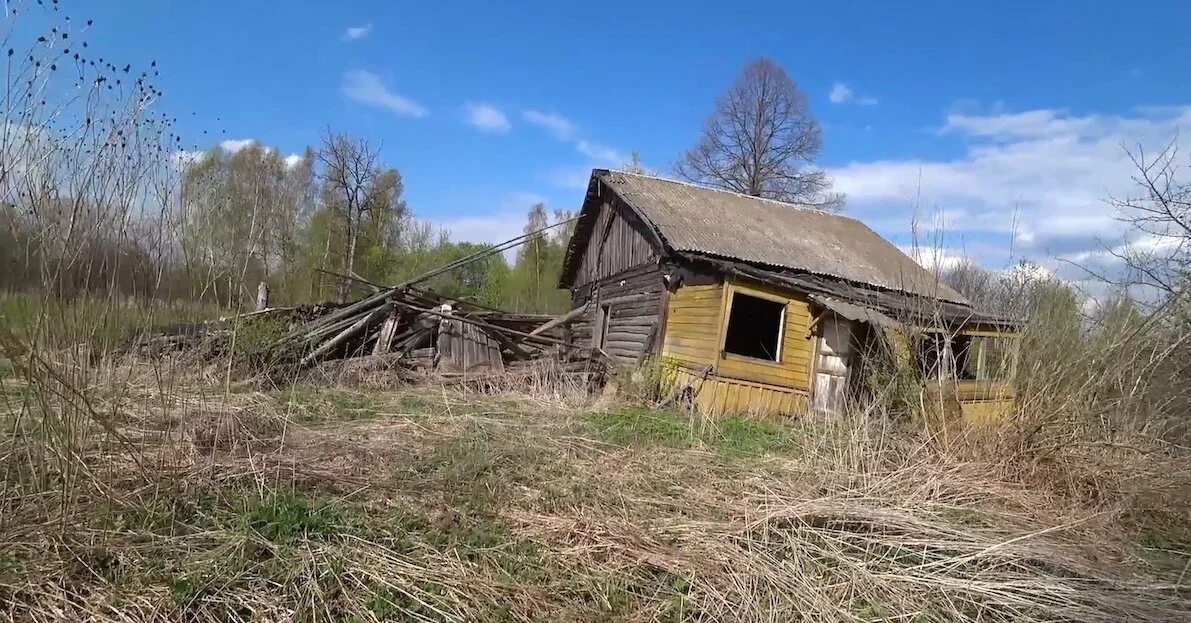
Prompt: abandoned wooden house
<box><xmin>559</xmin><ymin>169</ymin><xmax>1020</xmax><ymax>420</ymax></box>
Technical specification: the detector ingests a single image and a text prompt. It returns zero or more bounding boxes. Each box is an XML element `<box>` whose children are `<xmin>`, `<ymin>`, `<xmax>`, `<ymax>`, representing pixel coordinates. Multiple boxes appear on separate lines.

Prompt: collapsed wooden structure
<box><xmin>267</xmin><ymin>221</ymin><xmax>610</xmax><ymax>376</ymax></box>
<box><xmin>134</xmin><ymin>221</ymin><xmax>608</xmax><ymax>380</ymax></box>
<box><xmin>270</xmin><ymin>284</ymin><xmax>601</xmax><ymax>375</ymax></box>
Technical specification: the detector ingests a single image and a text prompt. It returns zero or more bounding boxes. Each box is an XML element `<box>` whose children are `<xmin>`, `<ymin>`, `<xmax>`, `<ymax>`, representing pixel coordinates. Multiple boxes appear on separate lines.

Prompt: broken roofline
<box><xmin>673</xmin><ymin>252</ymin><xmax>1022</xmax><ymax>330</ymax></box>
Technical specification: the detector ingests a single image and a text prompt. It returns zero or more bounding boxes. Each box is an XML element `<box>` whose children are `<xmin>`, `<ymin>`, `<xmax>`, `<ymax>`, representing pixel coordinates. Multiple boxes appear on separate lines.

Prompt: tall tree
<box><xmin>675</xmin><ymin>57</ymin><xmax>843</xmax><ymax>211</ymax></box>
<box><xmin>507</xmin><ymin>204</ymin><xmax>571</xmax><ymax>313</ymax></box>
<box><xmin>317</xmin><ymin>131</ymin><xmax>386</xmax><ymax>302</ymax></box>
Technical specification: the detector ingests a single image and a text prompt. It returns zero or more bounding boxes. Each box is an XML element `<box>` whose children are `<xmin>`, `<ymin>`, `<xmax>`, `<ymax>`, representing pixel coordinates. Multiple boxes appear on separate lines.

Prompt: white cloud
<box><xmin>171</xmin><ymin>150</ymin><xmax>207</xmax><ymax>168</ymax></box>
<box><xmin>342</xmin><ymin>70</ymin><xmax>427</xmax><ymax>118</ymax></box>
<box><xmin>940</xmin><ymin>109</ymin><xmax>1098</xmax><ymax>139</ymax></box>
<box><xmin>437</xmin><ymin>213</ymin><xmax>523</xmax><ymax>247</ymax></box>
<box><xmin>829</xmin><ymin>83</ymin><xmax>853</xmax><ymax>104</ymax></box>
<box><xmin>522</xmin><ymin>110</ymin><xmax>576</xmax><ymax>140</ymax></box>
<box><xmin>283</xmin><ymin>153</ymin><xmax>304</xmax><ymax>169</ymax></box>
<box><xmin>436</xmin><ymin>192</ymin><xmax>550</xmax><ymax>258</ymax></box>
<box><xmin>342</xmin><ymin>24</ymin><xmax>372</xmax><ymax>41</ymax></box>
<box><xmin>829</xmin><ymin>82</ymin><xmax>878</xmax><ymax>106</ymax></box>
<box><xmin>1005</xmin><ymin>261</ymin><xmax>1054</xmax><ymax>283</ymax></box>
<box><xmin>829</xmin><ymin>105</ymin><xmax>1191</xmax><ymax>276</ymax></box>
<box><xmin>463</xmin><ymin>103</ymin><xmax>511</xmax><ymax>134</ymax></box>
<box><xmin>576</xmin><ymin>140</ymin><xmax>623</xmax><ymax>165</ymax></box>
<box><xmin>219</xmin><ymin>138</ymin><xmax>256</xmax><ymax>153</ymax></box>
<box><xmin>897</xmin><ymin>245</ymin><xmax>970</xmax><ymax>273</ymax></box>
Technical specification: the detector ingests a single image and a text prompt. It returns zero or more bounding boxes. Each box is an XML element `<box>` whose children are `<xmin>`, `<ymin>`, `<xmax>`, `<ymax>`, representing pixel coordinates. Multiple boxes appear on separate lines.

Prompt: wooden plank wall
<box><xmin>660</xmin><ymin>280</ymin><xmax>815</xmax><ymax>391</ymax></box>
<box><xmin>572</xmin><ymin>201</ymin><xmax>658</xmax><ymax>289</ymax></box>
<box><xmin>578</xmin><ymin>263</ymin><xmax>666</xmax><ymax>365</ymax></box>
<box><xmin>434</xmin><ymin>318</ymin><xmax>504</xmax><ymax>373</ymax></box>
<box><xmin>658</xmin><ymin>279</ymin><xmax>815</xmax><ymax>417</ymax></box>
<box><xmin>660</xmin><ymin>284</ymin><xmax>723</xmax><ymax>368</ymax></box>
<box><xmin>667</xmin><ymin>366</ymin><xmax>809</xmax><ymax>417</ymax></box>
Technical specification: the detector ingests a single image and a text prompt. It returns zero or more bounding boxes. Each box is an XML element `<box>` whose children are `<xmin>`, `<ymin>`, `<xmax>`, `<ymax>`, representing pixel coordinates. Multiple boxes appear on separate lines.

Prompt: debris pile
<box><xmin>132</xmin><ymin>221</ymin><xmax>606</xmax><ymax>382</ymax></box>
<box><xmin>267</xmin><ymin>283</ymin><xmax>599</xmax><ymax>375</ymax></box>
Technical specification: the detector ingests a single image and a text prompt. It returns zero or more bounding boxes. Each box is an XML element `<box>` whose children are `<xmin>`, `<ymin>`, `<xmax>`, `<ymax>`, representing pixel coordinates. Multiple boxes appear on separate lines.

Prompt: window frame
<box><xmin>916</xmin><ymin>329</ymin><xmax>1017</xmax><ymax>383</ymax></box>
<box><xmin>719</xmin><ymin>287</ymin><xmax>788</xmax><ymax>364</ymax></box>
<box><xmin>961</xmin><ymin>334</ymin><xmax>1014</xmax><ymax>382</ymax></box>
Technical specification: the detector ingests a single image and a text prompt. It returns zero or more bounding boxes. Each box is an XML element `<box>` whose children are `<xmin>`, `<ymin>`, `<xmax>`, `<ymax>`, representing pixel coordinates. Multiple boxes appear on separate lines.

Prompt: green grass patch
<box><xmin>587</xmin><ymin>406</ymin><xmax>794</xmax><ymax>455</ymax></box>
<box><xmin>714</xmin><ymin>416</ymin><xmax>792</xmax><ymax>455</ymax></box>
<box><xmin>587</xmin><ymin>407</ymin><xmax>692</xmax><ymax>447</ymax></box>
<box><xmin>1132</xmin><ymin>527</ymin><xmax>1191</xmax><ymax>577</ymax></box>
<box><xmin>241</xmin><ymin>492</ymin><xmax>344</xmax><ymax>542</ymax></box>
<box><xmin>0</xmin><ymin>294</ymin><xmax>220</xmax><ymax>352</ymax></box>
<box><xmin>270</xmin><ymin>386</ymin><xmax>440</xmax><ymax>423</ymax></box>
<box><xmin>938</xmin><ymin>506</ymin><xmax>990</xmax><ymax>528</ymax></box>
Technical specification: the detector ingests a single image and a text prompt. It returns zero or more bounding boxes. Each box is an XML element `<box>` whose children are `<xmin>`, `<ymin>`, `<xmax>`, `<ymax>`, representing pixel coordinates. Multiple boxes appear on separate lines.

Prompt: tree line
<box><xmin>1</xmin><ymin>126</ymin><xmax>575</xmax><ymax>313</ymax></box>
<box><xmin>1</xmin><ymin>19</ymin><xmax>843</xmax><ymax>316</ymax></box>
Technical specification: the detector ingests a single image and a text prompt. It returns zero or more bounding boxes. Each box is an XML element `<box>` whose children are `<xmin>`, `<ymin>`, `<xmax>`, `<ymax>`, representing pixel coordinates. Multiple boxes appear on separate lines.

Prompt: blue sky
<box><xmin>29</xmin><ymin>0</ymin><xmax>1191</xmax><ymax>281</ymax></box>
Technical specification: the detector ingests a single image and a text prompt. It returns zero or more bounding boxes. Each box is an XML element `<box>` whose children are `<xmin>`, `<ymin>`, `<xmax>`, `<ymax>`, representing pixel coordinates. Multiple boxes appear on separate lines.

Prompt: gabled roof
<box><xmin>563</xmin><ymin>169</ymin><xmax>968</xmax><ymax>305</ymax></box>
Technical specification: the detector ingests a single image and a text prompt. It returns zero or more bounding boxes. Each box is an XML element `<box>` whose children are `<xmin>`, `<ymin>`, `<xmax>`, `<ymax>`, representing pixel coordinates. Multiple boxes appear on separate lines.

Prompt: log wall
<box><xmin>572</xmin><ymin>262</ymin><xmax>666</xmax><ymax>366</ymax></box>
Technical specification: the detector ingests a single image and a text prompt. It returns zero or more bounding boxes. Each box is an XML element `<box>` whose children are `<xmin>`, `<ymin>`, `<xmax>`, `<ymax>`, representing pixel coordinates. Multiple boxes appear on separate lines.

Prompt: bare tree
<box><xmin>675</xmin><ymin>57</ymin><xmax>843</xmax><ymax>211</ymax></box>
<box><xmin>317</xmin><ymin>131</ymin><xmax>383</xmax><ymax>302</ymax></box>
<box><xmin>1109</xmin><ymin>141</ymin><xmax>1190</xmax><ymax>301</ymax></box>
<box><xmin>620</xmin><ymin>150</ymin><xmax>657</xmax><ymax>176</ymax></box>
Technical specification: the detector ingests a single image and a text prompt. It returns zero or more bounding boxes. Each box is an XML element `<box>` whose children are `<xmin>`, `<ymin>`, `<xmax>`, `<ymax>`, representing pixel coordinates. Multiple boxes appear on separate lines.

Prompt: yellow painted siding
<box><xmin>713</xmin><ymin>280</ymin><xmax>814</xmax><ymax>391</ymax></box>
<box><xmin>661</xmin><ymin>284</ymin><xmax>724</xmax><ymax>369</ymax></box>
<box><xmin>659</xmin><ymin>279</ymin><xmax>815</xmax><ymax>416</ymax></box>
<box><xmin>666</xmin><ymin>365</ymin><xmax>808</xmax><ymax>416</ymax></box>
<box><xmin>956</xmin><ymin>380</ymin><xmax>1014</xmax><ymax>424</ymax></box>
<box><xmin>960</xmin><ymin>399</ymin><xmax>1014</xmax><ymax>424</ymax></box>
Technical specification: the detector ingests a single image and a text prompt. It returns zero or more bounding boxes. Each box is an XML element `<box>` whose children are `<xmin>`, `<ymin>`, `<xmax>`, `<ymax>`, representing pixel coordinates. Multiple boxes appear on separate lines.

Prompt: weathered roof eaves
<box><xmin>808</xmin><ymin>294</ymin><xmax>902</xmax><ymax>329</ymax></box>
<box><xmin>557</xmin><ymin>175</ymin><xmax>667</xmax><ymax>288</ymax></box>
<box><xmin>594</xmin><ymin>169</ymin><xmax>969</xmax><ymax>305</ymax></box>
<box><xmin>680</xmin><ymin>253</ymin><xmax>1021</xmax><ymax>330</ymax></box>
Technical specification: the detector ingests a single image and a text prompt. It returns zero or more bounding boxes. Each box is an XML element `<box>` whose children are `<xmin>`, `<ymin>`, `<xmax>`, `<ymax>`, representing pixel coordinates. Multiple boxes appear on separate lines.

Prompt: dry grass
<box><xmin>2</xmin><ymin>355</ymin><xmax>1189</xmax><ymax>622</ymax></box>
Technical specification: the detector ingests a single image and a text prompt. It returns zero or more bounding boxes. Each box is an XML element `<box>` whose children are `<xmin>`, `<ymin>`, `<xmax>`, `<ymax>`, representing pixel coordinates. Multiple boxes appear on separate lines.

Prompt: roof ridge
<box><xmin>600</xmin><ymin>168</ymin><xmax>849</xmax><ymax>218</ymax></box>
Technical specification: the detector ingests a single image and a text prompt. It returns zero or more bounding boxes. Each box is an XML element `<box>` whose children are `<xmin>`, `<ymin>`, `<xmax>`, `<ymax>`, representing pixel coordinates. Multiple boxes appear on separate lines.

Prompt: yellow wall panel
<box><xmin>665</xmin><ymin>366</ymin><xmax>809</xmax><ymax>417</ymax></box>
<box><xmin>660</xmin><ymin>279</ymin><xmax>817</xmax><ymax>399</ymax></box>
<box><xmin>661</xmin><ymin>282</ymin><xmax>725</xmax><ymax>367</ymax></box>
<box><xmin>712</xmin><ymin>280</ymin><xmax>815</xmax><ymax>392</ymax></box>
<box><xmin>960</xmin><ymin>399</ymin><xmax>1014</xmax><ymax>424</ymax></box>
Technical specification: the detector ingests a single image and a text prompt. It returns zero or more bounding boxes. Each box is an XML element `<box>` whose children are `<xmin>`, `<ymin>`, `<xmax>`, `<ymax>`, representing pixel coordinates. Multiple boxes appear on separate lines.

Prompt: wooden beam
<box><xmin>806</xmin><ymin>309</ymin><xmax>830</xmax><ymax>338</ymax></box>
<box><xmin>300</xmin><ymin>302</ymin><xmax>391</xmax><ymax>367</ymax></box>
<box><xmin>527</xmin><ymin>303</ymin><xmax>592</xmax><ymax>338</ymax></box>
<box><xmin>387</xmin><ymin>299</ymin><xmax>583</xmax><ymax>351</ymax></box>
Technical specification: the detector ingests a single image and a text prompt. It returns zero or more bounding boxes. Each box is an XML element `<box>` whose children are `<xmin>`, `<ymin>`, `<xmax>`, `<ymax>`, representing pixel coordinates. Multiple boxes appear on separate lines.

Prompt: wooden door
<box><xmin>812</xmin><ymin>317</ymin><xmax>856</xmax><ymax>414</ymax></box>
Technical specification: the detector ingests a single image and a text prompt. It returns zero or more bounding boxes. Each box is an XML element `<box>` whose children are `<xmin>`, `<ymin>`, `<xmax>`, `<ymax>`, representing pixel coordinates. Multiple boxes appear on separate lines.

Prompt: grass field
<box><xmin>1</xmin><ymin>355</ymin><xmax>1190</xmax><ymax>622</ymax></box>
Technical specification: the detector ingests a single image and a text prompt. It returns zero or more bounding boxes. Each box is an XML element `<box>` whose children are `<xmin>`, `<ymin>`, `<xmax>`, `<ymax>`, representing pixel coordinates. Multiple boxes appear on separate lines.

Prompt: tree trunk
<box><xmin>338</xmin><ymin>210</ymin><xmax>358</xmax><ymax>303</ymax></box>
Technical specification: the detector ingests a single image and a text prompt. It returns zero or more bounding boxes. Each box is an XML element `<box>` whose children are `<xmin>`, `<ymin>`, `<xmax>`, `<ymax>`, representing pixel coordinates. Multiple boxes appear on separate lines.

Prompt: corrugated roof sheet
<box><xmin>597</xmin><ymin>170</ymin><xmax>969</xmax><ymax>304</ymax></box>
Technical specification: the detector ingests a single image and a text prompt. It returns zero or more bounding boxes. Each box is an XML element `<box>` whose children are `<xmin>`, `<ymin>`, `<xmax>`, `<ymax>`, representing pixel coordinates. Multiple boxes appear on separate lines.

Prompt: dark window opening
<box><xmin>595</xmin><ymin>304</ymin><xmax>612</xmax><ymax>348</ymax></box>
<box><xmin>915</xmin><ymin>332</ymin><xmax>1013</xmax><ymax>381</ymax></box>
<box><xmin>915</xmin><ymin>333</ymin><xmax>952</xmax><ymax>380</ymax></box>
<box><xmin>954</xmin><ymin>334</ymin><xmax>976</xmax><ymax>380</ymax></box>
<box><xmin>957</xmin><ymin>335</ymin><xmax>1012</xmax><ymax>381</ymax></box>
<box><xmin>722</xmin><ymin>293</ymin><xmax>784</xmax><ymax>361</ymax></box>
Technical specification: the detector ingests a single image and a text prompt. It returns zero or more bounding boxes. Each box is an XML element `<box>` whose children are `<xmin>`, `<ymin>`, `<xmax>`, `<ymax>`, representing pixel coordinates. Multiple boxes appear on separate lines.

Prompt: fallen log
<box><xmin>299</xmin><ymin>302</ymin><xmax>392</xmax><ymax>367</ymax></box>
